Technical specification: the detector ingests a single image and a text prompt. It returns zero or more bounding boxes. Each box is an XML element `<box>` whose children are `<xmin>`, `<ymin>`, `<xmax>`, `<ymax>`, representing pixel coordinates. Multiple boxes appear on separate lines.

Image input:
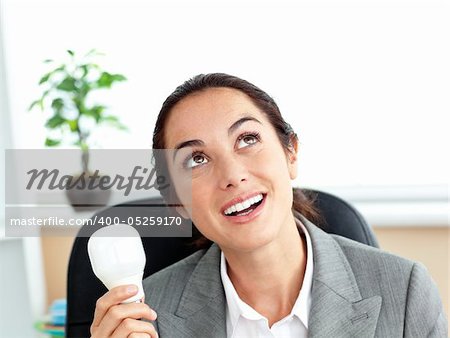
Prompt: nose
<box><xmin>217</xmin><ymin>155</ymin><xmax>248</xmax><ymax>190</ymax></box>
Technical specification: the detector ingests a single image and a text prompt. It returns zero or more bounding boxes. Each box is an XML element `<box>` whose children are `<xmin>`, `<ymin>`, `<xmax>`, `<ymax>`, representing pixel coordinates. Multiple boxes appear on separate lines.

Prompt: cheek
<box><xmin>189</xmin><ymin>182</ymin><xmax>213</xmax><ymax>218</ymax></box>
<box><xmin>190</xmin><ymin>196</ymin><xmax>218</xmax><ymax>241</ymax></box>
<box><xmin>168</xmin><ymin>164</ymin><xmax>193</xmax><ymax>205</ymax></box>
<box><xmin>254</xmin><ymin>147</ymin><xmax>294</xmax><ymax>202</ymax></box>
<box><xmin>254</xmin><ymin>144</ymin><xmax>291</xmax><ymax>177</ymax></box>
<box><xmin>188</xmin><ymin>179</ymin><xmax>223</xmax><ymax>239</ymax></box>
<box><xmin>173</xmin><ymin>179</ymin><xmax>192</xmax><ymax>205</ymax></box>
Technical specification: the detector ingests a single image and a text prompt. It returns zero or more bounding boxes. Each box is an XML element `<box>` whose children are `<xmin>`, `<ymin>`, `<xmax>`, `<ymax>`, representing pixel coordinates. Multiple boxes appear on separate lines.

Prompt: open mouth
<box><xmin>223</xmin><ymin>193</ymin><xmax>266</xmax><ymax>217</ymax></box>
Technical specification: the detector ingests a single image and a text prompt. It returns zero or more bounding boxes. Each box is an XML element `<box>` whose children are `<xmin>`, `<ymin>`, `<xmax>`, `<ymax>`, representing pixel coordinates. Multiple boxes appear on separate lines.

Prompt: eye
<box><xmin>237</xmin><ymin>132</ymin><xmax>260</xmax><ymax>149</ymax></box>
<box><xmin>184</xmin><ymin>152</ymin><xmax>208</xmax><ymax>169</ymax></box>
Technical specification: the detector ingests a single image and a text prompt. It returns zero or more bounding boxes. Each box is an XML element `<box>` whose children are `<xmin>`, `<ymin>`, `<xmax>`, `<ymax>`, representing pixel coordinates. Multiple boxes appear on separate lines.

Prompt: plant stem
<box><xmin>81</xmin><ymin>148</ymin><xmax>89</xmax><ymax>174</ymax></box>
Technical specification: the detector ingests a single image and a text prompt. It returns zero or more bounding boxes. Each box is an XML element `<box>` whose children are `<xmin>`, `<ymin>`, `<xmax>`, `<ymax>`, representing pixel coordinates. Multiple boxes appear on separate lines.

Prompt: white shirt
<box><xmin>220</xmin><ymin>219</ymin><xmax>314</xmax><ymax>338</ymax></box>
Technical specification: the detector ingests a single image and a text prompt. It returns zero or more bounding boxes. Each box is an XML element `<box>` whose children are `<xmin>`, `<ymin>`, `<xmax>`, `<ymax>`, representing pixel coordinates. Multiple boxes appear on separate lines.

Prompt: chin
<box><xmin>222</xmin><ymin>227</ymin><xmax>278</xmax><ymax>253</ymax></box>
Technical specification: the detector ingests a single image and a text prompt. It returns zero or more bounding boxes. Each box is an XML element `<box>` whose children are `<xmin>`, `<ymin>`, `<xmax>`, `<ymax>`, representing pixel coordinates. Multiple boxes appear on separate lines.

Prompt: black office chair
<box><xmin>66</xmin><ymin>189</ymin><xmax>378</xmax><ymax>338</ymax></box>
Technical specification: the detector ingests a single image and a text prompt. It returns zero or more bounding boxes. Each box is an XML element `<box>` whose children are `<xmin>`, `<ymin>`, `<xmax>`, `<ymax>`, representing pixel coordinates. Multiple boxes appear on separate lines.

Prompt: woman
<box><xmin>90</xmin><ymin>73</ymin><xmax>447</xmax><ymax>338</ymax></box>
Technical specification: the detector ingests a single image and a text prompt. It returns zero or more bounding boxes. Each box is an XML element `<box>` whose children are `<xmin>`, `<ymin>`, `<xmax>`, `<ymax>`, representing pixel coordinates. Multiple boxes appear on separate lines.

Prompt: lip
<box><xmin>220</xmin><ymin>191</ymin><xmax>266</xmax><ymax>214</ymax></box>
<box><xmin>221</xmin><ymin>193</ymin><xmax>267</xmax><ymax>224</ymax></box>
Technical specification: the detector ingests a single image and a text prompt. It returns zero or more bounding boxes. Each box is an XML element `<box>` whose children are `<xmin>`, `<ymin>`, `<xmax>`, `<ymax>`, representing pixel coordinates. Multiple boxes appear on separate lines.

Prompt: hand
<box><xmin>90</xmin><ymin>285</ymin><xmax>158</xmax><ymax>338</ymax></box>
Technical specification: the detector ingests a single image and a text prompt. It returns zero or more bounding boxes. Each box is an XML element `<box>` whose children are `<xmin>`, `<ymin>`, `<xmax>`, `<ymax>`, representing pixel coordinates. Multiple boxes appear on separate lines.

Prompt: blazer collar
<box><xmin>296</xmin><ymin>212</ymin><xmax>382</xmax><ymax>337</ymax></box>
<box><xmin>159</xmin><ymin>213</ymin><xmax>381</xmax><ymax>337</ymax></box>
<box><xmin>158</xmin><ymin>244</ymin><xmax>227</xmax><ymax>338</ymax></box>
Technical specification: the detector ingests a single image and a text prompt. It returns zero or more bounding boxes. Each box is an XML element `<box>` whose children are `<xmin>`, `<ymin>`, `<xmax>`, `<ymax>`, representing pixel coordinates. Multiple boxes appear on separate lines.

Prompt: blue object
<box><xmin>50</xmin><ymin>298</ymin><xmax>67</xmax><ymax>326</ymax></box>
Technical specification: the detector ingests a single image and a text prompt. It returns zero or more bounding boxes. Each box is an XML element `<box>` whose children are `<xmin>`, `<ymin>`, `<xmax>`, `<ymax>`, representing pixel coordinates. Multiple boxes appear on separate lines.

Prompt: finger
<box><xmin>95</xmin><ymin>302</ymin><xmax>157</xmax><ymax>338</ymax></box>
<box><xmin>92</xmin><ymin>285</ymin><xmax>139</xmax><ymax>328</ymax></box>
<box><xmin>111</xmin><ymin>318</ymin><xmax>158</xmax><ymax>338</ymax></box>
<box><xmin>128</xmin><ymin>333</ymin><xmax>151</xmax><ymax>338</ymax></box>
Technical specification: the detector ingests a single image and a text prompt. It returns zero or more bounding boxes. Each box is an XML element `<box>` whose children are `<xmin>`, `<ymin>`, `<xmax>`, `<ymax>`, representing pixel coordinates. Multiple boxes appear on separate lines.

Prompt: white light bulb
<box><xmin>88</xmin><ymin>224</ymin><xmax>146</xmax><ymax>303</ymax></box>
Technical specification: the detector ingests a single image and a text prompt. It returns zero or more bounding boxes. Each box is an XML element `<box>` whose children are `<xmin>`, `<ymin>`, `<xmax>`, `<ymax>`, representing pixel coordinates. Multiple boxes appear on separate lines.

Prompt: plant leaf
<box><xmin>28</xmin><ymin>99</ymin><xmax>42</xmax><ymax>111</ymax></box>
<box><xmin>45</xmin><ymin>114</ymin><xmax>66</xmax><ymax>128</ymax></box>
<box><xmin>84</xmin><ymin>105</ymin><xmax>105</xmax><ymax>122</ymax></box>
<box><xmin>96</xmin><ymin>72</ymin><xmax>127</xmax><ymax>88</ymax></box>
<box><xmin>85</xmin><ymin>49</ymin><xmax>99</xmax><ymax>57</ymax></box>
<box><xmin>43</xmin><ymin>59</ymin><xmax>53</xmax><ymax>63</ymax></box>
<box><xmin>53</xmin><ymin>65</ymin><xmax>66</xmax><ymax>73</ymax></box>
<box><xmin>111</xmin><ymin>74</ymin><xmax>127</xmax><ymax>82</ymax></box>
<box><xmin>80</xmin><ymin>64</ymin><xmax>89</xmax><ymax>78</ymax></box>
<box><xmin>51</xmin><ymin>98</ymin><xmax>64</xmax><ymax>112</ymax></box>
<box><xmin>45</xmin><ymin>138</ymin><xmax>61</xmax><ymax>147</ymax></box>
<box><xmin>39</xmin><ymin>72</ymin><xmax>52</xmax><ymax>85</ymax></box>
<box><xmin>100</xmin><ymin>115</ymin><xmax>118</xmax><ymax>122</ymax></box>
<box><xmin>67</xmin><ymin>119</ymin><xmax>78</xmax><ymax>132</ymax></box>
<box><xmin>96</xmin><ymin>72</ymin><xmax>113</xmax><ymax>88</ymax></box>
<box><xmin>100</xmin><ymin>115</ymin><xmax>128</xmax><ymax>130</ymax></box>
<box><xmin>67</xmin><ymin>50</ymin><xmax>75</xmax><ymax>56</ymax></box>
<box><xmin>78</xmin><ymin>82</ymin><xmax>92</xmax><ymax>98</ymax></box>
<box><xmin>56</xmin><ymin>76</ymin><xmax>77</xmax><ymax>91</ymax></box>
<box><xmin>118</xmin><ymin>122</ymin><xmax>128</xmax><ymax>130</ymax></box>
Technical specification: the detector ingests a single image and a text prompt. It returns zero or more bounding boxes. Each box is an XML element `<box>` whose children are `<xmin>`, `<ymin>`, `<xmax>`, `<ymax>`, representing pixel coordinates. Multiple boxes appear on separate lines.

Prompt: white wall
<box><xmin>1</xmin><ymin>3</ymin><xmax>46</xmax><ymax>336</ymax></box>
<box><xmin>0</xmin><ymin>0</ymin><xmax>10</xmax><ymax>224</ymax></box>
<box><xmin>2</xmin><ymin>0</ymin><xmax>449</xmax><ymax>224</ymax></box>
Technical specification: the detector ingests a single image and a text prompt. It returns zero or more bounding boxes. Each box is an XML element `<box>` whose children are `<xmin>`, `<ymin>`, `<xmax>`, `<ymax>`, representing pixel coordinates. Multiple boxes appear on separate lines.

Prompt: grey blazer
<box><xmin>143</xmin><ymin>214</ymin><xmax>448</xmax><ymax>337</ymax></box>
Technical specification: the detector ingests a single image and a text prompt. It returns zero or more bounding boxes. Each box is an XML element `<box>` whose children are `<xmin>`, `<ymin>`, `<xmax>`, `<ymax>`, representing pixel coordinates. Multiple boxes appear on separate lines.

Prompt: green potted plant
<box><xmin>30</xmin><ymin>49</ymin><xmax>127</xmax><ymax>209</ymax></box>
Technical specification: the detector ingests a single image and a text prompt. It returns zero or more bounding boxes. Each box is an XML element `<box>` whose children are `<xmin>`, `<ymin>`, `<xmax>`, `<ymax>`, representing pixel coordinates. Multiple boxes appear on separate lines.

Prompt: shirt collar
<box><xmin>220</xmin><ymin>217</ymin><xmax>314</xmax><ymax>334</ymax></box>
<box><xmin>292</xmin><ymin>217</ymin><xmax>313</xmax><ymax>327</ymax></box>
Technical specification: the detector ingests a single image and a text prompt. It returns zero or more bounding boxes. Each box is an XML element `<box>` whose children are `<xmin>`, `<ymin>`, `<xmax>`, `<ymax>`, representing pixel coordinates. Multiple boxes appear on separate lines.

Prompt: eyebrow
<box><xmin>172</xmin><ymin>115</ymin><xmax>262</xmax><ymax>161</ymax></box>
<box><xmin>228</xmin><ymin>116</ymin><xmax>262</xmax><ymax>135</ymax></box>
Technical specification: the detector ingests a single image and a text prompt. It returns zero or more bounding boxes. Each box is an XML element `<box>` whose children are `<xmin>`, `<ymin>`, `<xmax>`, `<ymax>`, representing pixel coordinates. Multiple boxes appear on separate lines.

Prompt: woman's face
<box><xmin>164</xmin><ymin>87</ymin><xmax>298</xmax><ymax>252</ymax></box>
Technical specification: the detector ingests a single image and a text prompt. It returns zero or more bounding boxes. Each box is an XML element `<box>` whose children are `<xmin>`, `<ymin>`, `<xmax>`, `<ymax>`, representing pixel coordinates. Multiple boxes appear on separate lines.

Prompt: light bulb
<box><xmin>88</xmin><ymin>224</ymin><xmax>146</xmax><ymax>303</ymax></box>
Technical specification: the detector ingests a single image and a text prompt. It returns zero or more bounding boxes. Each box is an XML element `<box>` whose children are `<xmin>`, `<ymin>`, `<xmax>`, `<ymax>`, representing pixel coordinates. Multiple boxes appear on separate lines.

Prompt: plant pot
<box><xmin>65</xmin><ymin>174</ymin><xmax>112</xmax><ymax>212</ymax></box>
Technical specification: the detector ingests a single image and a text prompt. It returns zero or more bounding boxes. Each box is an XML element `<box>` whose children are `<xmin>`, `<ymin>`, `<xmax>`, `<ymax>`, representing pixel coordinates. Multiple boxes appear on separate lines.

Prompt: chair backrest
<box><xmin>65</xmin><ymin>189</ymin><xmax>378</xmax><ymax>338</ymax></box>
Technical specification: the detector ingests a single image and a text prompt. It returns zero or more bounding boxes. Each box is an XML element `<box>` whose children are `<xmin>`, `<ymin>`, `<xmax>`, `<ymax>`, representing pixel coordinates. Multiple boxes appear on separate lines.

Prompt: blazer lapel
<box><xmin>308</xmin><ymin>280</ymin><xmax>382</xmax><ymax>337</ymax></box>
<box><xmin>158</xmin><ymin>213</ymin><xmax>382</xmax><ymax>337</ymax></box>
<box><xmin>297</xmin><ymin>213</ymin><xmax>382</xmax><ymax>338</ymax></box>
<box><xmin>158</xmin><ymin>244</ymin><xmax>227</xmax><ymax>338</ymax></box>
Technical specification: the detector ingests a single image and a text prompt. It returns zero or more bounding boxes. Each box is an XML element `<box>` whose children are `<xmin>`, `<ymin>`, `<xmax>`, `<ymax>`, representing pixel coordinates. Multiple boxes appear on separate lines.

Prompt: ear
<box><xmin>287</xmin><ymin>136</ymin><xmax>299</xmax><ymax>180</ymax></box>
<box><xmin>175</xmin><ymin>205</ymin><xmax>190</xmax><ymax>219</ymax></box>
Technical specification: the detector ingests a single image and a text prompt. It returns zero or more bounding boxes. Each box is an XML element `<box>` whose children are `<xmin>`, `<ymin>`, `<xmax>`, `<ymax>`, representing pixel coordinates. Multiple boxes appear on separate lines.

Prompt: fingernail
<box><xmin>126</xmin><ymin>285</ymin><xmax>138</xmax><ymax>294</ymax></box>
<box><xmin>152</xmin><ymin>309</ymin><xmax>158</xmax><ymax>319</ymax></box>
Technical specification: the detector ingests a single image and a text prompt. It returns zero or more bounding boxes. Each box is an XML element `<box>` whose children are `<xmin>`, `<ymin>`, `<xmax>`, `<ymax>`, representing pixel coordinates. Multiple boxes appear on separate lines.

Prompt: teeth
<box><xmin>224</xmin><ymin>194</ymin><xmax>264</xmax><ymax>215</ymax></box>
<box><xmin>242</xmin><ymin>200</ymin><xmax>251</xmax><ymax>210</ymax></box>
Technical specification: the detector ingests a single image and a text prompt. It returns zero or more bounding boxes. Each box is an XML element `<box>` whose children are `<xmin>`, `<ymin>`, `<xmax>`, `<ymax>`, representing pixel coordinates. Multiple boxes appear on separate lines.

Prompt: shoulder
<box><xmin>330</xmin><ymin>233</ymin><xmax>420</xmax><ymax>298</ymax></box>
<box><xmin>142</xmin><ymin>248</ymin><xmax>207</xmax><ymax>310</ymax></box>
<box><xmin>144</xmin><ymin>247</ymin><xmax>207</xmax><ymax>285</ymax></box>
<box><xmin>330</xmin><ymin>234</ymin><xmax>448</xmax><ymax>336</ymax></box>
<box><xmin>331</xmin><ymin>234</ymin><xmax>415</xmax><ymax>278</ymax></box>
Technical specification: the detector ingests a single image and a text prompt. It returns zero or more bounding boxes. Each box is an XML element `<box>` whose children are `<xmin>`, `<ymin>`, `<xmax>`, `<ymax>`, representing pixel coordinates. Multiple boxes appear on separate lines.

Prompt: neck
<box><xmin>222</xmin><ymin>215</ymin><xmax>307</xmax><ymax>326</ymax></box>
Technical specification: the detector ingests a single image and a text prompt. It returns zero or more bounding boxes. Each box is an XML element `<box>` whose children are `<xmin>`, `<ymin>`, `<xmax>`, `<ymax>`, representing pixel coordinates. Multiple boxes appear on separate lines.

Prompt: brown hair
<box><xmin>152</xmin><ymin>73</ymin><xmax>322</xmax><ymax>248</ymax></box>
